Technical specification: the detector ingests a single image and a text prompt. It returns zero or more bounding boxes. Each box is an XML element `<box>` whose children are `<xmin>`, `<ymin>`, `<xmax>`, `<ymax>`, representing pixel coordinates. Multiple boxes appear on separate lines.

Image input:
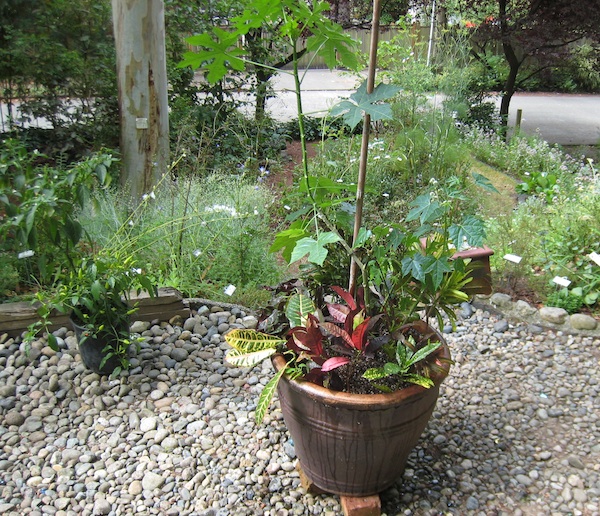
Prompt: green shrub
<box><xmin>0</xmin><ymin>139</ymin><xmax>115</xmax><ymax>287</ymax></box>
<box><xmin>545</xmin><ymin>289</ymin><xmax>584</xmax><ymax>314</ymax></box>
<box><xmin>0</xmin><ymin>254</ymin><xmax>19</xmax><ymax>299</ymax></box>
<box><xmin>169</xmin><ymin>99</ymin><xmax>287</xmax><ymax>176</ymax></box>
<box><xmin>79</xmin><ymin>173</ymin><xmax>284</xmax><ymax>298</ymax></box>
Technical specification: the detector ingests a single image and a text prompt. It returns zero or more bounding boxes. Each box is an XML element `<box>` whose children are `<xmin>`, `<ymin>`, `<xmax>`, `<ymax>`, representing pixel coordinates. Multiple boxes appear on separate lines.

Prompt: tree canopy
<box><xmin>429</xmin><ymin>0</ymin><xmax>600</xmax><ymax>124</ymax></box>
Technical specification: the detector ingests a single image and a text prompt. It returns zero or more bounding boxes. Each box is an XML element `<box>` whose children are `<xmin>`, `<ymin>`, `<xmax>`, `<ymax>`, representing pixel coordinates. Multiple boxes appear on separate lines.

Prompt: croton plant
<box><xmin>226</xmin><ymin>285</ymin><xmax>448</xmax><ymax>423</ymax></box>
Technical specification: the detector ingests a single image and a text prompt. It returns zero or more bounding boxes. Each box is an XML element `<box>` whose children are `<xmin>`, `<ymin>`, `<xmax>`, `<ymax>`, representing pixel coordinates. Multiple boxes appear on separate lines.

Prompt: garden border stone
<box><xmin>473</xmin><ymin>292</ymin><xmax>599</xmax><ymax>336</ymax></box>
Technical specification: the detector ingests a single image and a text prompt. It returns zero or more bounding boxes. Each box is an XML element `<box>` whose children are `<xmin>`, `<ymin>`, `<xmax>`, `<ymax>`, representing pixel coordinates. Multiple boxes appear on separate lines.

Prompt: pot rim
<box><xmin>272</xmin><ymin>320</ymin><xmax>451</xmax><ymax>410</ymax></box>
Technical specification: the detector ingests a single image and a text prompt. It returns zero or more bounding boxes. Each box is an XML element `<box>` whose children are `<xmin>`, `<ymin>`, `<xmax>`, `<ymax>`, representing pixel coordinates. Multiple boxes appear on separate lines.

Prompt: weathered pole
<box><xmin>112</xmin><ymin>0</ymin><xmax>169</xmax><ymax>201</ymax></box>
<box><xmin>348</xmin><ymin>0</ymin><xmax>381</xmax><ymax>295</ymax></box>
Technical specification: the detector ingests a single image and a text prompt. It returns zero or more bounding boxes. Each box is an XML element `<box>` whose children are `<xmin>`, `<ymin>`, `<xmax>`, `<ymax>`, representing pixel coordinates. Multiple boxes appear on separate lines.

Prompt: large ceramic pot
<box><xmin>272</xmin><ymin>319</ymin><xmax>451</xmax><ymax>497</ymax></box>
<box><xmin>70</xmin><ymin>317</ymin><xmax>123</xmax><ymax>375</ymax></box>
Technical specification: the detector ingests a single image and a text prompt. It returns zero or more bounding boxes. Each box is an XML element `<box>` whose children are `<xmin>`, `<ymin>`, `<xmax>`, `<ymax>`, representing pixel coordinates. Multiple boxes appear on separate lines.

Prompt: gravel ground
<box><xmin>0</xmin><ymin>302</ymin><xmax>599</xmax><ymax>516</ymax></box>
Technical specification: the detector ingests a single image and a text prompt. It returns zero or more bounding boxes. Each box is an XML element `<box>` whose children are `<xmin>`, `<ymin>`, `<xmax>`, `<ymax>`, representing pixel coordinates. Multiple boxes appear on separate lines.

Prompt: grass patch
<box><xmin>469</xmin><ymin>158</ymin><xmax>517</xmax><ymax>219</ymax></box>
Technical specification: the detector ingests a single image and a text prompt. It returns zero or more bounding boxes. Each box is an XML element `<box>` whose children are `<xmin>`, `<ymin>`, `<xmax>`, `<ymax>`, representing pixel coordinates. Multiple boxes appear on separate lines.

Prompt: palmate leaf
<box><xmin>233</xmin><ymin>0</ymin><xmax>282</xmax><ymax>32</ymax></box>
<box><xmin>424</xmin><ymin>256</ymin><xmax>453</xmax><ymax>291</ymax></box>
<box><xmin>401</xmin><ymin>252</ymin><xmax>429</xmax><ymax>282</ymax></box>
<box><xmin>181</xmin><ymin>29</ymin><xmax>247</xmax><ymax>84</ymax></box>
<box><xmin>225</xmin><ymin>329</ymin><xmax>285</xmax><ymax>353</ymax></box>
<box><xmin>406</xmin><ymin>193</ymin><xmax>448</xmax><ymax>225</ymax></box>
<box><xmin>448</xmin><ymin>215</ymin><xmax>486</xmax><ymax>249</ymax></box>
<box><xmin>331</xmin><ymin>82</ymin><xmax>401</xmax><ymax>129</ymax></box>
<box><xmin>270</xmin><ymin>227</ymin><xmax>308</xmax><ymax>263</ymax></box>
<box><xmin>290</xmin><ymin>232</ymin><xmax>341</xmax><ymax>266</ymax></box>
<box><xmin>306</xmin><ymin>19</ymin><xmax>360</xmax><ymax>71</ymax></box>
<box><xmin>255</xmin><ymin>365</ymin><xmax>286</xmax><ymax>424</ymax></box>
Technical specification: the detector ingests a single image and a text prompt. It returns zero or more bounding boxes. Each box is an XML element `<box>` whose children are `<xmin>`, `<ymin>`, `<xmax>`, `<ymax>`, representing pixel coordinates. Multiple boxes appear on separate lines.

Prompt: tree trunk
<box><xmin>112</xmin><ymin>0</ymin><xmax>169</xmax><ymax>202</ymax></box>
<box><xmin>498</xmin><ymin>0</ymin><xmax>520</xmax><ymax>138</ymax></box>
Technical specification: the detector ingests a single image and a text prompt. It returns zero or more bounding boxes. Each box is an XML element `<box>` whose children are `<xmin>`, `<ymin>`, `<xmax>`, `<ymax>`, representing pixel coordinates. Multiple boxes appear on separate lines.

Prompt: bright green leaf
<box><xmin>448</xmin><ymin>215</ymin><xmax>486</xmax><ymax>249</ymax></box>
<box><xmin>331</xmin><ymin>81</ymin><xmax>401</xmax><ymax>129</ymax></box>
<box><xmin>270</xmin><ymin>228</ymin><xmax>308</xmax><ymax>263</ymax></box>
<box><xmin>424</xmin><ymin>256</ymin><xmax>453</xmax><ymax>290</ymax></box>
<box><xmin>290</xmin><ymin>232</ymin><xmax>341</xmax><ymax>266</ymax></box>
<box><xmin>255</xmin><ymin>366</ymin><xmax>286</xmax><ymax>424</ymax></box>
<box><xmin>471</xmin><ymin>172</ymin><xmax>499</xmax><ymax>193</ymax></box>
<box><xmin>181</xmin><ymin>29</ymin><xmax>247</xmax><ymax>84</ymax></box>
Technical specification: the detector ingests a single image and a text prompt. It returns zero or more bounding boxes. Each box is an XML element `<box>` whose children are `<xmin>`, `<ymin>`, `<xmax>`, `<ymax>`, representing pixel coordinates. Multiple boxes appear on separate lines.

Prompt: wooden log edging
<box><xmin>0</xmin><ymin>287</ymin><xmax>190</xmax><ymax>337</ymax></box>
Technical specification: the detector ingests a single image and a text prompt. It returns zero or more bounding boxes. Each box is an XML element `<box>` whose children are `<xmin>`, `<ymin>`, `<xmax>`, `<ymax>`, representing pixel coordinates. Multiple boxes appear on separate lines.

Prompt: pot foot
<box><xmin>341</xmin><ymin>495</ymin><xmax>381</xmax><ymax>516</ymax></box>
<box><xmin>296</xmin><ymin>463</ymin><xmax>381</xmax><ymax>515</ymax></box>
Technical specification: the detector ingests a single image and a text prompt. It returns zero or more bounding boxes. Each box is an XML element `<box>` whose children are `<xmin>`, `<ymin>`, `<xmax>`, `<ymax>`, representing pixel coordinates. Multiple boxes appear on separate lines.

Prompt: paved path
<box><xmin>3</xmin><ymin>69</ymin><xmax>599</xmax><ymax>146</ymax></box>
<box><xmin>267</xmin><ymin>69</ymin><xmax>600</xmax><ymax>146</ymax></box>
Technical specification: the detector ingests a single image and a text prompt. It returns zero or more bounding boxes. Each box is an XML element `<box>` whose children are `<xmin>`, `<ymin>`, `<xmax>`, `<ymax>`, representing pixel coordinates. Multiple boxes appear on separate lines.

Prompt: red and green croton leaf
<box><xmin>287</xmin><ymin>314</ymin><xmax>325</xmax><ymax>364</ymax></box>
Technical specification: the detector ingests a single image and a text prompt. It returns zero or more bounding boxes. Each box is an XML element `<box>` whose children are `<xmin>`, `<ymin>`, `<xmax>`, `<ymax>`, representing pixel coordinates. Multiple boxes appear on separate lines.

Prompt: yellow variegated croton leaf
<box><xmin>224</xmin><ymin>329</ymin><xmax>286</xmax><ymax>368</ymax></box>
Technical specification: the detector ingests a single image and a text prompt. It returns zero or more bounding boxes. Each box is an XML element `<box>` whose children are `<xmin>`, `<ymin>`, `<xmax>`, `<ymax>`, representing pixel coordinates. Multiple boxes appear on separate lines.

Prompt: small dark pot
<box><xmin>70</xmin><ymin>318</ymin><xmax>123</xmax><ymax>375</ymax></box>
<box><xmin>272</xmin><ymin>320</ymin><xmax>451</xmax><ymax>497</ymax></box>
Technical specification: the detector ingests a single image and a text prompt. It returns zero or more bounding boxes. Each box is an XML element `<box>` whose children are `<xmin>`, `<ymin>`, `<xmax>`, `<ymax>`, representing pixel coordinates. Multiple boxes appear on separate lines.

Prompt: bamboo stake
<box><xmin>348</xmin><ymin>0</ymin><xmax>382</xmax><ymax>295</ymax></box>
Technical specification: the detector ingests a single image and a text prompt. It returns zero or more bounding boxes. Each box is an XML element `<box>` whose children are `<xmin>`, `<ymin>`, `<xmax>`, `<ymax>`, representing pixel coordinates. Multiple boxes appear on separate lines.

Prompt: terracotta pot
<box><xmin>272</xmin><ymin>319</ymin><xmax>451</xmax><ymax>496</ymax></box>
<box><xmin>70</xmin><ymin>318</ymin><xmax>122</xmax><ymax>375</ymax></box>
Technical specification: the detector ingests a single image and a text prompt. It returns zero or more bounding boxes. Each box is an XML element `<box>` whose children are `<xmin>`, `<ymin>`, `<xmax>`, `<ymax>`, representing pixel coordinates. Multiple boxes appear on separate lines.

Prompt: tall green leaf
<box><xmin>255</xmin><ymin>366</ymin><xmax>286</xmax><ymax>424</ymax></box>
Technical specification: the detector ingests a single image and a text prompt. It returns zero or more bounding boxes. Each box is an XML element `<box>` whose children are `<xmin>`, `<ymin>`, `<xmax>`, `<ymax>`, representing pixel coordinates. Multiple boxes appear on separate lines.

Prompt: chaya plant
<box><xmin>179</xmin><ymin>0</ymin><xmax>399</xmax><ymax>261</ymax></box>
<box><xmin>185</xmin><ymin>0</ymin><xmax>485</xmax><ymax>423</ymax></box>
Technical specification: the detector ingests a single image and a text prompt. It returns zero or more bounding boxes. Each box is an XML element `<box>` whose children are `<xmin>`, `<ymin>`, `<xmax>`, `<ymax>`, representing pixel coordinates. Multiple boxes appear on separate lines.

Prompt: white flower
<box><xmin>205</xmin><ymin>204</ymin><xmax>238</xmax><ymax>217</ymax></box>
<box><xmin>193</xmin><ymin>249</ymin><xmax>202</xmax><ymax>257</ymax></box>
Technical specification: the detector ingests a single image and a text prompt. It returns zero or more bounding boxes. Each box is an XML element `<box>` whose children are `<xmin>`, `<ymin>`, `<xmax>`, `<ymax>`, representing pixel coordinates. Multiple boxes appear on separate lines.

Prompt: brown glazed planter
<box><xmin>272</xmin><ymin>319</ymin><xmax>451</xmax><ymax>497</ymax></box>
<box><xmin>453</xmin><ymin>245</ymin><xmax>494</xmax><ymax>296</ymax></box>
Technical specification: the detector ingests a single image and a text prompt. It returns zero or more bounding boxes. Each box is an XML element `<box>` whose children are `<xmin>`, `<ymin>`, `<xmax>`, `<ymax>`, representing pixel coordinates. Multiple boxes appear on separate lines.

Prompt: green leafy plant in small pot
<box><xmin>30</xmin><ymin>252</ymin><xmax>156</xmax><ymax>376</ymax></box>
<box><xmin>184</xmin><ymin>0</ymin><xmax>489</xmax><ymax>498</ymax></box>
